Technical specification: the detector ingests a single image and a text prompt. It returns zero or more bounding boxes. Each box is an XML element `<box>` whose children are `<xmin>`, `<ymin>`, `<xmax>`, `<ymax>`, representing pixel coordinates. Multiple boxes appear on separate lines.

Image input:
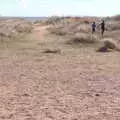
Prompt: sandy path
<box><xmin>33</xmin><ymin>25</ymin><xmax>49</xmax><ymax>40</ymax></box>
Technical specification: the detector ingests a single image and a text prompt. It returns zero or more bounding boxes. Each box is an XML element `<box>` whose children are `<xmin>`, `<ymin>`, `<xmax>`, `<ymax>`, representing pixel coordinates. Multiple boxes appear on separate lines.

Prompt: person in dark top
<box><xmin>91</xmin><ymin>22</ymin><xmax>96</xmax><ymax>34</ymax></box>
<box><xmin>99</xmin><ymin>20</ymin><xmax>105</xmax><ymax>37</ymax></box>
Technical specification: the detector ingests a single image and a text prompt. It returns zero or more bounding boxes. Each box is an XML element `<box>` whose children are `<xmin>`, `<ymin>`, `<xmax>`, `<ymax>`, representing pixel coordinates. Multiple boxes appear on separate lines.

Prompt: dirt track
<box><xmin>0</xmin><ymin>25</ymin><xmax>120</xmax><ymax>120</ymax></box>
<box><xmin>33</xmin><ymin>26</ymin><xmax>49</xmax><ymax>40</ymax></box>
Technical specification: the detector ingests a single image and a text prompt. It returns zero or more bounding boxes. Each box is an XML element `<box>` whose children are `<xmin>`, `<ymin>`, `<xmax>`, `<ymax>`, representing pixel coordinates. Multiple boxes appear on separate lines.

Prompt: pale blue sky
<box><xmin>0</xmin><ymin>0</ymin><xmax>120</xmax><ymax>17</ymax></box>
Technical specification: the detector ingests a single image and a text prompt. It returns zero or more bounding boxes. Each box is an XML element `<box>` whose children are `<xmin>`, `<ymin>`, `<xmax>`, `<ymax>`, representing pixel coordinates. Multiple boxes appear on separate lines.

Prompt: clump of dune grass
<box><xmin>0</xmin><ymin>19</ymin><xmax>33</xmax><ymax>42</ymax></box>
<box><xmin>48</xmin><ymin>21</ymin><xmax>91</xmax><ymax>36</ymax></box>
<box><xmin>97</xmin><ymin>38</ymin><xmax>120</xmax><ymax>52</ymax></box>
<box><xmin>66</xmin><ymin>33</ymin><xmax>98</xmax><ymax>45</ymax></box>
<box><xmin>104</xmin><ymin>39</ymin><xmax>117</xmax><ymax>49</ymax></box>
<box><xmin>14</xmin><ymin>23</ymin><xmax>33</xmax><ymax>33</ymax></box>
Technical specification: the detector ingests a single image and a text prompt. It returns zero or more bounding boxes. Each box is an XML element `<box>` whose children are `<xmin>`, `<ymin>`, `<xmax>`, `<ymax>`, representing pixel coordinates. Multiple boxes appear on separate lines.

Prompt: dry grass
<box><xmin>67</xmin><ymin>33</ymin><xmax>98</xmax><ymax>45</ymax></box>
<box><xmin>49</xmin><ymin>27</ymin><xmax>68</xmax><ymax>36</ymax></box>
<box><xmin>103</xmin><ymin>38</ymin><xmax>118</xmax><ymax>49</ymax></box>
<box><xmin>48</xmin><ymin>22</ymin><xmax>91</xmax><ymax>37</ymax></box>
<box><xmin>106</xmin><ymin>20</ymin><xmax>120</xmax><ymax>32</ymax></box>
<box><xmin>97</xmin><ymin>38</ymin><xmax>120</xmax><ymax>52</ymax></box>
<box><xmin>0</xmin><ymin>19</ymin><xmax>33</xmax><ymax>41</ymax></box>
<box><xmin>15</xmin><ymin>23</ymin><xmax>32</xmax><ymax>33</ymax></box>
<box><xmin>110</xmin><ymin>22</ymin><xmax>120</xmax><ymax>31</ymax></box>
<box><xmin>47</xmin><ymin>16</ymin><xmax>94</xmax><ymax>36</ymax></box>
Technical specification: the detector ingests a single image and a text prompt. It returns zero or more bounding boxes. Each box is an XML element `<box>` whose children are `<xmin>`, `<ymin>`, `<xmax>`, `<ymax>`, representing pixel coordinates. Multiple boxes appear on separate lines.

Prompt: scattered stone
<box><xmin>43</xmin><ymin>48</ymin><xmax>61</xmax><ymax>54</ymax></box>
<box><xmin>95</xmin><ymin>93</ymin><xmax>100</xmax><ymax>97</ymax></box>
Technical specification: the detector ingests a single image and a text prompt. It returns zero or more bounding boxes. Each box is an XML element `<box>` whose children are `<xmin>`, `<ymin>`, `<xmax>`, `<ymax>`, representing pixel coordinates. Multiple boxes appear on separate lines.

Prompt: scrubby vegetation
<box><xmin>0</xmin><ymin>19</ymin><xmax>33</xmax><ymax>41</ymax></box>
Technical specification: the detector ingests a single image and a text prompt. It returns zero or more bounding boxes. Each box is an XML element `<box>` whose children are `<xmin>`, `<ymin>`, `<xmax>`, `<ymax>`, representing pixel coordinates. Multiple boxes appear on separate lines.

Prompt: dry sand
<box><xmin>0</xmin><ymin>24</ymin><xmax>120</xmax><ymax>120</ymax></box>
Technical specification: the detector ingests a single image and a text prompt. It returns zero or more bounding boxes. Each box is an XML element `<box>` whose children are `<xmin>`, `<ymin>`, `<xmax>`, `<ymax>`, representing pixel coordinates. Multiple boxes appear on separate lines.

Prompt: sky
<box><xmin>0</xmin><ymin>0</ymin><xmax>120</xmax><ymax>17</ymax></box>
